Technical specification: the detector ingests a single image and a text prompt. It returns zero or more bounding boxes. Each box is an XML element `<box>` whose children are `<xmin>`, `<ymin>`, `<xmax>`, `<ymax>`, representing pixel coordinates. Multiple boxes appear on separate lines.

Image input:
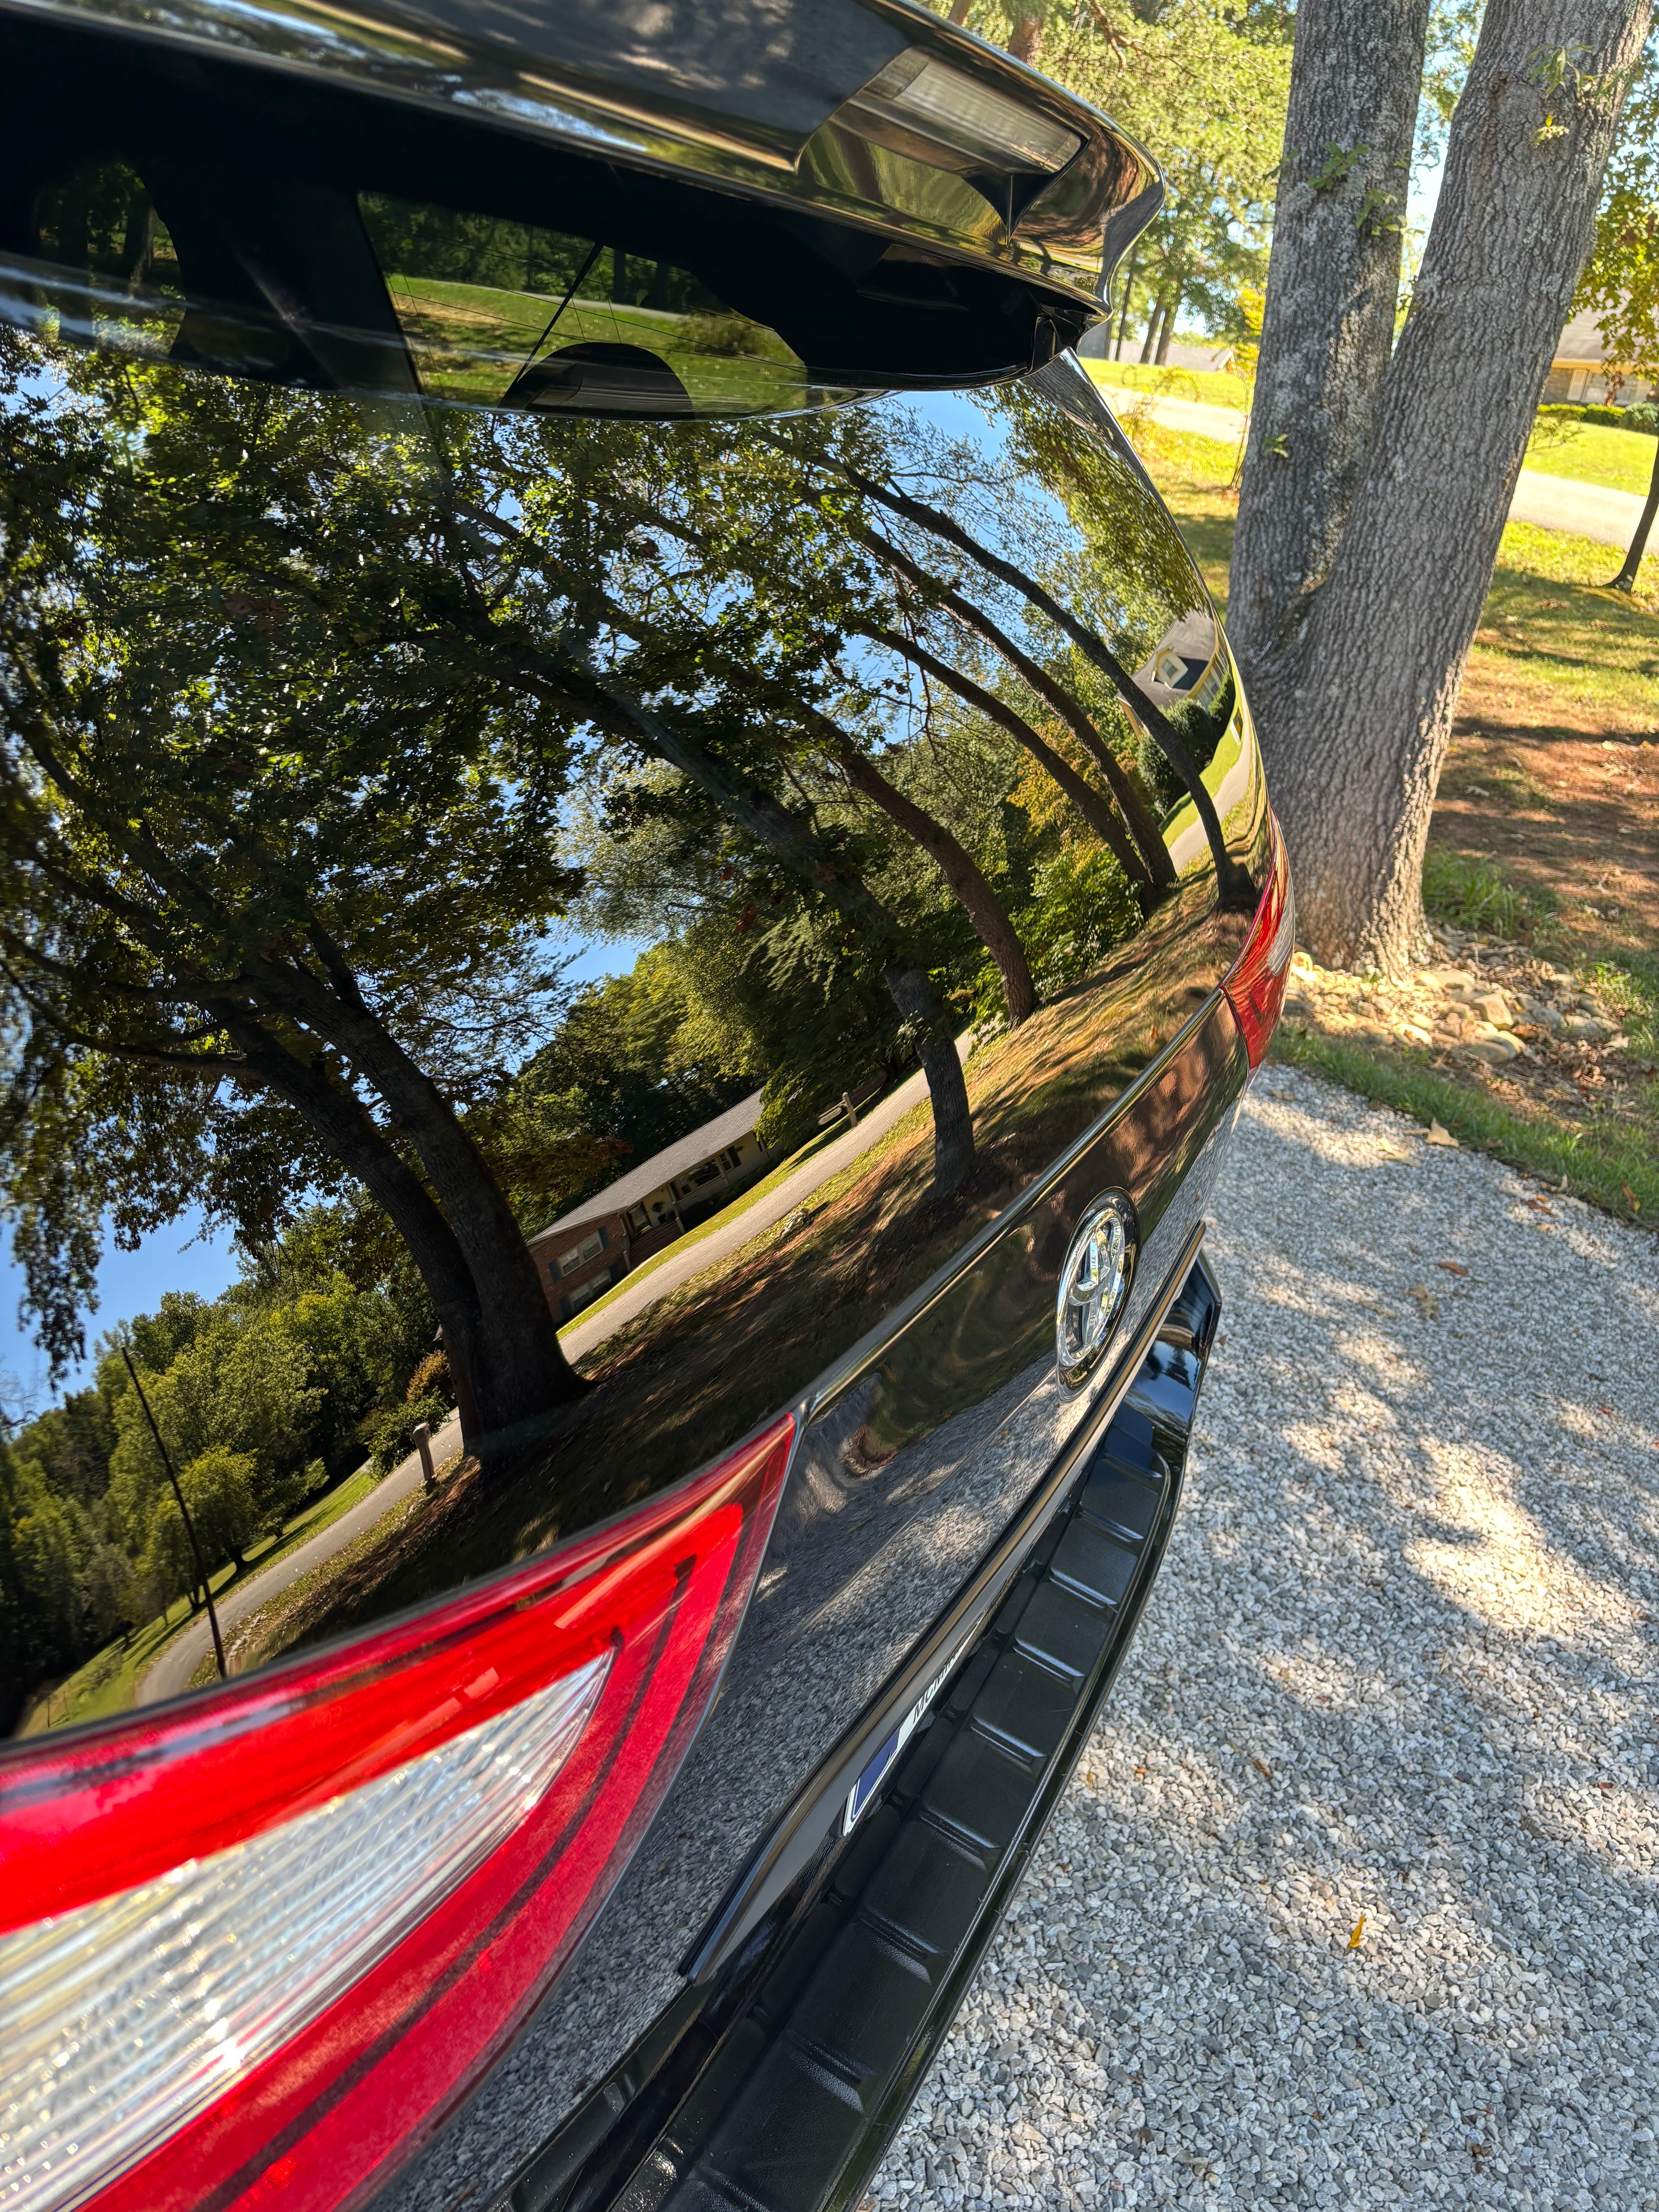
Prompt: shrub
<box><xmin>1016</xmin><ymin>845</ymin><xmax>1141</xmax><ymax>1001</ymax></box>
<box><xmin>358</xmin><ymin>1395</ymin><xmax>450</xmax><ymax>1479</ymax></box>
<box><xmin>404</xmin><ymin>1348</ymin><xmax>452</xmax><ymax>1407</ymax></box>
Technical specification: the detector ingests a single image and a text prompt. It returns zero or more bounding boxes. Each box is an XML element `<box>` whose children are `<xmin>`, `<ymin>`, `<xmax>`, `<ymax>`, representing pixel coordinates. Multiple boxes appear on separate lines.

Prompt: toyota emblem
<box><xmin>1055</xmin><ymin>1191</ymin><xmax>1138</xmax><ymax>1387</ymax></box>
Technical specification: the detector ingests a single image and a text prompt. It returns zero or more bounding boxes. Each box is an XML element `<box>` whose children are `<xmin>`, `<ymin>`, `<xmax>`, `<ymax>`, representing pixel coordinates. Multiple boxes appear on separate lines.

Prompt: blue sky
<box><xmin>2</xmin><ymin>1211</ymin><xmax>243</xmax><ymax>1418</ymax></box>
<box><xmin>3</xmin><ymin>932</ymin><xmax>648</xmax><ymax>1422</ymax></box>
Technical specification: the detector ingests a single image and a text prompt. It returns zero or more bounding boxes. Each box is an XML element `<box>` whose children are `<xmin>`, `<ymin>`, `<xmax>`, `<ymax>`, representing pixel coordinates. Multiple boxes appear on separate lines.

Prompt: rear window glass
<box><xmin>359</xmin><ymin>194</ymin><xmax>823</xmax><ymax>416</ymax></box>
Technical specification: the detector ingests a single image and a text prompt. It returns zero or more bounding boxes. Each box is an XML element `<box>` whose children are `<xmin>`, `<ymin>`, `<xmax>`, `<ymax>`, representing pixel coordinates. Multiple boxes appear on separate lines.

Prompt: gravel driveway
<box><xmin>872</xmin><ymin>1065</ymin><xmax>1659</xmax><ymax>2212</ymax></box>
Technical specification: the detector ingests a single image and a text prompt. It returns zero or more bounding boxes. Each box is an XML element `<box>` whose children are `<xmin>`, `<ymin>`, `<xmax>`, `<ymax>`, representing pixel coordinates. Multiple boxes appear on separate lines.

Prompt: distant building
<box><xmin>528</xmin><ymin>1092</ymin><xmax>771</xmax><ymax>1324</ymax></box>
<box><xmin>1134</xmin><ymin>609</ymin><xmax>1227</xmax><ymax>723</ymax></box>
<box><xmin>1543</xmin><ymin>305</ymin><xmax>1653</xmax><ymax>406</ymax></box>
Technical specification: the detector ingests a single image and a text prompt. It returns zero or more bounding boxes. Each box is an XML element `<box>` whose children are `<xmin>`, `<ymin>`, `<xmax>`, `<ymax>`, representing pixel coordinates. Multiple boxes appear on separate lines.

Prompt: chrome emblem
<box><xmin>1055</xmin><ymin>1191</ymin><xmax>1137</xmax><ymax>1387</ymax></box>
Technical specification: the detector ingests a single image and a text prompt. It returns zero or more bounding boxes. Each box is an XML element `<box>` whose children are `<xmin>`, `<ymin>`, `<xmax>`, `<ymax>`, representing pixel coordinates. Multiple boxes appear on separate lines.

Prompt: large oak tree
<box><xmin>1231</xmin><ymin>0</ymin><xmax>1653</xmax><ymax>974</ymax></box>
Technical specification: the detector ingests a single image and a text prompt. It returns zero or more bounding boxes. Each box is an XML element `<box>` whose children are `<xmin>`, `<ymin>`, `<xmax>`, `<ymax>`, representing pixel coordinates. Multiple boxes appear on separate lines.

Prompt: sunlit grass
<box><xmin>20</xmin><ymin>1462</ymin><xmax>378</xmax><ymax>1732</ymax></box>
<box><xmin>1421</xmin><ymin>846</ymin><xmax>1557</xmax><ymax>939</ymax></box>
<box><xmin>1524</xmin><ymin>413</ymin><xmax>1659</xmax><ymax>497</ymax></box>
<box><xmin>1082</xmin><ymin>359</ymin><xmax>1251</xmax><ymax>411</ymax></box>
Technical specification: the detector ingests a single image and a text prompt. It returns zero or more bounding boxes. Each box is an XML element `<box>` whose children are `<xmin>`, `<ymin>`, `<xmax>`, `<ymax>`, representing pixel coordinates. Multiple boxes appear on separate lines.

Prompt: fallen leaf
<box><xmin>1252</xmin><ymin>1757</ymin><xmax>1274</xmax><ymax>1780</ymax></box>
<box><xmin>1596</xmin><ymin>1403</ymin><xmax>1614</xmax><ymax>1417</ymax></box>
<box><xmin>1377</xmin><ymin>1144</ymin><xmax>1415</xmax><ymax>1163</ymax></box>
<box><xmin>1425</xmin><ymin>1120</ymin><xmax>1459</xmax><ymax>1147</ymax></box>
<box><xmin>1408</xmin><ymin>1285</ymin><xmax>1441</xmax><ymax>1320</ymax></box>
<box><xmin>1438</xmin><ymin>1260</ymin><xmax>1470</xmax><ymax>1276</ymax></box>
<box><xmin>1346</xmin><ymin>1916</ymin><xmax>1366</xmax><ymax>1950</ymax></box>
<box><xmin>1622</xmin><ymin>1183</ymin><xmax>1642</xmax><ymax>1212</ymax></box>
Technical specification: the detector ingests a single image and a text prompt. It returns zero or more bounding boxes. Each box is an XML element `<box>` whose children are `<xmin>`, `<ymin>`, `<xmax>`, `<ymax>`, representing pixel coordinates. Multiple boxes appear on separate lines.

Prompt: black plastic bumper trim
<box><xmin>505</xmin><ymin>1249</ymin><xmax>1218</xmax><ymax>2212</ymax></box>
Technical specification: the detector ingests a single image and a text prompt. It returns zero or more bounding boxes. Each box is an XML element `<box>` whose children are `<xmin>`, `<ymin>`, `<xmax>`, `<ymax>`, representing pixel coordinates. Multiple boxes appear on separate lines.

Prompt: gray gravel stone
<box><xmin>870</xmin><ymin>1065</ymin><xmax>1659</xmax><ymax>2212</ymax></box>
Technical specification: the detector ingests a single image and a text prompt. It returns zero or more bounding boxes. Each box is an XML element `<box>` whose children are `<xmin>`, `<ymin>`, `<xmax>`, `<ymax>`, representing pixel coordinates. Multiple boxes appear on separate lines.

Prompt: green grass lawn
<box><xmin>381</xmin><ymin>276</ymin><xmax>807</xmax><ymax>413</ymax></box>
<box><xmin>19</xmin><ymin>1461</ymin><xmax>379</xmax><ymax>1733</ymax></box>
<box><xmin>1524</xmin><ymin>415</ymin><xmax>1659</xmax><ymax>496</ymax></box>
<box><xmin>1083</xmin><ymin>359</ymin><xmax>1251</xmax><ymax>411</ymax></box>
<box><xmin>1474</xmin><ymin>519</ymin><xmax>1659</xmax><ymax>721</ymax></box>
<box><xmin>1086</xmin><ymin>360</ymin><xmax>1659</xmax><ymax>501</ymax></box>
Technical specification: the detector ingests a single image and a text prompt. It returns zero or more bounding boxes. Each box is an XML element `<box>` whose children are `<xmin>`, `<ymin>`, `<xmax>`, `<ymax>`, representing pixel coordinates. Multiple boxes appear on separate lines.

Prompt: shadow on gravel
<box><xmin>869</xmin><ymin>1064</ymin><xmax>1659</xmax><ymax>2212</ymax></box>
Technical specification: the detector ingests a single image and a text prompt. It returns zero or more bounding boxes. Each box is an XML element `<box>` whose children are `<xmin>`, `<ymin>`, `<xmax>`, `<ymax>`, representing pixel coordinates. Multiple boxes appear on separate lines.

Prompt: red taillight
<box><xmin>1221</xmin><ymin>814</ymin><xmax>1294</xmax><ymax>1067</ymax></box>
<box><xmin>0</xmin><ymin>1413</ymin><xmax>795</xmax><ymax>2212</ymax></box>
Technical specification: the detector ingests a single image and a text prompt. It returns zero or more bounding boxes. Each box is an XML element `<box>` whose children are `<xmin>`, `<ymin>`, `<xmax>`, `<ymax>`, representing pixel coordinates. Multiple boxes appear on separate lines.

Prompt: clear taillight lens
<box><xmin>2</xmin><ymin>1663</ymin><xmax>607</xmax><ymax>2212</ymax></box>
<box><xmin>1222</xmin><ymin>813</ymin><xmax>1294</xmax><ymax>1067</ymax></box>
<box><xmin>0</xmin><ymin>1414</ymin><xmax>795</xmax><ymax>2212</ymax></box>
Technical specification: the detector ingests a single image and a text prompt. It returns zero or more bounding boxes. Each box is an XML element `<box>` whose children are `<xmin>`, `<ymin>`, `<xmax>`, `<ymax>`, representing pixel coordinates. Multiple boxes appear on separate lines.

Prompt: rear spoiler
<box><xmin>0</xmin><ymin>0</ymin><xmax>1160</xmax><ymax>305</ymax></box>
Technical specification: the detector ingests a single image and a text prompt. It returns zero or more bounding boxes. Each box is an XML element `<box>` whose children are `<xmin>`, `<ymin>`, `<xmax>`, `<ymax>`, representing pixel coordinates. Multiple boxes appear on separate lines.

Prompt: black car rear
<box><xmin>0</xmin><ymin>8</ymin><xmax>1289</xmax><ymax>2212</ymax></box>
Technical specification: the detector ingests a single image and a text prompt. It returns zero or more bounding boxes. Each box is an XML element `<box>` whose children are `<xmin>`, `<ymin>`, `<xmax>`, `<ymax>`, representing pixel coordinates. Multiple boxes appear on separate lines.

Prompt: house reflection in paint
<box><xmin>530</xmin><ymin>1093</ymin><xmax>773</xmax><ymax>1322</ymax></box>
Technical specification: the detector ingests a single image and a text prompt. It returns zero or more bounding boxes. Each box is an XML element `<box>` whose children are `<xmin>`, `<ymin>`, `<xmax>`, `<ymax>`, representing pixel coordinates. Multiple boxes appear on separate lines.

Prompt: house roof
<box><xmin>1555</xmin><ymin>303</ymin><xmax>1613</xmax><ymax>364</ymax></box>
<box><xmin>529</xmin><ymin>1090</ymin><xmax>766</xmax><ymax>1245</ymax></box>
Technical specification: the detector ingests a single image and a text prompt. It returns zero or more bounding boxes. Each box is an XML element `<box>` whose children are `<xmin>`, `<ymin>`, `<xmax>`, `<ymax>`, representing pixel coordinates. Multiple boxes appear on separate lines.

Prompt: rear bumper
<box><xmin>504</xmin><ymin>1250</ymin><xmax>1220</xmax><ymax>2212</ymax></box>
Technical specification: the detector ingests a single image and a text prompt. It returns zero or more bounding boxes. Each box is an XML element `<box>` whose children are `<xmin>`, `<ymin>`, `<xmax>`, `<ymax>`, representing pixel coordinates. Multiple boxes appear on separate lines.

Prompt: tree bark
<box><xmin>1006</xmin><ymin>3</ymin><xmax>1045</xmax><ymax>64</ymax></box>
<box><xmin>1154</xmin><ymin>293</ymin><xmax>1179</xmax><ymax>364</ymax></box>
<box><xmin>833</xmin><ymin>736</ymin><xmax>1038</xmax><ymax>1025</ymax></box>
<box><xmin>1229</xmin><ymin>0</ymin><xmax>1431</xmax><ymax>692</ymax></box>
<box><xmin>1249</xmin><ymin>0</ymin><xmax>1653</xmax><ymax>975</ymax></box>
<box><xmin>1610</xmin><ymin>432</ymin><xmax>1659</xmax><ymax>588</ymax></box>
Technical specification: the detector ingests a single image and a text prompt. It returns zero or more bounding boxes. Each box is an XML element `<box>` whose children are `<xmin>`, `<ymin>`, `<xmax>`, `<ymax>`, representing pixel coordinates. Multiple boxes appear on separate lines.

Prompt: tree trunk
<box><xmin>1154</xmin><ymin>293</ymin><xmax>1179</xmax><ymax>364</ymax></box>
<box><xmin>220</xmin><ymin>1015</ymin><xmax>545</xmax><ymax>1460</ymax></box>
<box><xmin>847</xmin><ymin>489</ymin><xmax>1254</xmax><ymax>905</ymax></box>
<box><xmin>250</xmin><ymin>951</ymin><xmax>585</xmax><ymax>1449</ymax></box>
<box><xmin>864</xmin><ymin>623</ymin><xmax>1158</xmax><ymax>900</ymax></box>
<box><xmin>575</xmin><ymin>662</ymin><xmax>979</xmax><ymax>1197</ymax></box>
<box><xmin>840</xmin><ymin>498</ymin><xmax>1176</xmax><ymax>886</ymax></box>
<box><xmin>835</xmin><ymin>737</ymin><xmax>1037</xmax><ymax>1024</ymax></box>
<box><xmin>1006</xmin><ymin>3</ymin><xmax>1045</xmax><ymax>63</ymax></box>
<box><xmin>1249</xmin><ymin>0</ymin><xmax>1653</xmax><ymax>975</ymax></box>
<box><xmin>1229</xmin><ymin>0</ymin><xmax>1431</xmax><ymax>692</ymax></box>
<box><xmin>1113</xmin><ymin>250</ymin><xmax>1139</xmax><ymax>359</ymax></box>
<box><xmin>1610</xmin><ymin>432</ymin><xmax>1659</xmax><ymax>588</ymax></box>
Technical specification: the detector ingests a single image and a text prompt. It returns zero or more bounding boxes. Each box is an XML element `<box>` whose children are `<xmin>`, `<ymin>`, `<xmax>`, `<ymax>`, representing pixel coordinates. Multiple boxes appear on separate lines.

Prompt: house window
<box><xmin>561</xmin><ymin>1268</ymin><xmax>612</xmax><ymax>1320</ymax></box>
<box><xmin>555</xmin><ymin>1226</ymin><xmax>607</xmax><ymax>1278</ymax></box>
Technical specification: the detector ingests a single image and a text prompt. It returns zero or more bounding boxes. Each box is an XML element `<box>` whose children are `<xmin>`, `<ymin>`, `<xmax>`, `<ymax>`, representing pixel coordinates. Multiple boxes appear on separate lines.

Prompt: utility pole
<box><xmin>121</xmin><ymin>1341</ymin><xmax>227</xmax><ymax>1681</ymax></box>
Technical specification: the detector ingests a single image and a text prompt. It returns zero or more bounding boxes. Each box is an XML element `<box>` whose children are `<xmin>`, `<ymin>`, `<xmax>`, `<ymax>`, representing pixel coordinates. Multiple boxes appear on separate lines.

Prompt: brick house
<box><xmin>528</xmin><ymin>1092</ymin><xmax>771</xmax><ymax>1324</ymax></box>
<box><xmin>1542</xmin><ymin>304</ymin><xmax>1654</xmax><ymax>406</ymax></box>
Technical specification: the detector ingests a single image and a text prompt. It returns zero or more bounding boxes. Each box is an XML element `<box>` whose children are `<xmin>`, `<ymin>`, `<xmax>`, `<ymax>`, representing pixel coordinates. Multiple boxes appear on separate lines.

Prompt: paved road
<box><xmin>1507</xmin><ymin>467</ymin><xmax>1648</xmax><ymax>551</ymax></box>
<box><xmin>1089</xmin><ymin>382</ymin><xmax>1648</xmax><ymax>550</ymax></box>
<box><xmin>872</xmin><ymin>1065</ymin><xmax>1659</xmax><ymax>2212</ymax></box>
<box><xmin>559</xmin><ymin>1036</ymin><xmax>975</xmax><ymax>1365</ymax></box>
<box><xmin>138</xmin><ymin>1417</ymin><xmax>464</xmax><ymax>1703</ymax></box>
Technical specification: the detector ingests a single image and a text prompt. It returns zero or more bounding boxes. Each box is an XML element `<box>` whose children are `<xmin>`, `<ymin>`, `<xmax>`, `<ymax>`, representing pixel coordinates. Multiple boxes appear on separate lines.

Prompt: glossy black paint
<box><xmin>500</xmin><ymin>1254</ymin><xmax>1219</xmax><ymax>2212</ymax></box>
<box><xmin>0</xmin><ymin>16</ymin><xmax>1268</xmax><ymax>2212</ymax></box>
